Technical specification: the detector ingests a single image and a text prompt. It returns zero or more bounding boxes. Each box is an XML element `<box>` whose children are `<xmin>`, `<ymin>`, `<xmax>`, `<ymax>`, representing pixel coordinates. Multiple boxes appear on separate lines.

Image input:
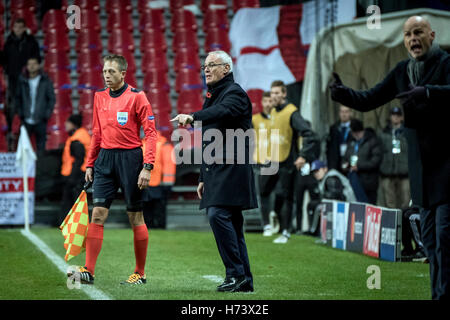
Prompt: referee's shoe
<box><xmin>121</xmin><ymin>272</ymin><xmax>147</xmax><ymax>285</ymax></box>
<box><xmin>67</xmin><ymin>266</ymin><xmax>94</xmax><ymax>285</ymax></box>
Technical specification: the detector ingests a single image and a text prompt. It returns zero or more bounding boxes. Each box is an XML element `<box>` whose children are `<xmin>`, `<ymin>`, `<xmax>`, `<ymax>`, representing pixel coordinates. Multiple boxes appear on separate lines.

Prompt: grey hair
<box><xmin>208</xmin><ymin>50</ymin><xmax>233</xmax><ymax>73</ymax></box>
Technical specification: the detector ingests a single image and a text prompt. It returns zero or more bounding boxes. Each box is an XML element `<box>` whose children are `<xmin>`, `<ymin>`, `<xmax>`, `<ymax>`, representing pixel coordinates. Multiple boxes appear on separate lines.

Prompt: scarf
<box><xmin>407</xmin><ymin>41</ymin><xmax>440</xmax><ymax>85</ymax></box>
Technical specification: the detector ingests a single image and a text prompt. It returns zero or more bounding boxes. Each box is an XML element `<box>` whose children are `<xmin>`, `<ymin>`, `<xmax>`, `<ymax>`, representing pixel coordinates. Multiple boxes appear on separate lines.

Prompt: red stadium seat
<box><xmin>201</xmin><ymin>0</ymin><xmax>227</xmax><ymax>12</ymax></box>
<box><xmin>170</xmin><ymin>0</ymin><xmax>195</xmax><ymax>12</ymax></box>
<box><xmin>44</xmin><ymin>49</ymin><xmax>71</xmax><ymax>72</ymax></box>
<box><xmin>46</xmin><ymin>108</ymin><xmax>69</xmax><ymax>150</ymax></box>
<box><xmin>0</xmin><ymin>112</ymin><xmax>8</xmax><ymax>152</ymax></box>
<box><xmin>106</xmin><ymin>0</ymin><xmax>132</xmax><ymax>12</ymax></box>
<box><xmin>205</xmin><ymin>27</ymin><xmax>231</xmax><ymax>53</ymax></box>
<box><xmin>142</xmin><ymin>69</ymin><xmax>170</xmax><ymax>92</ymax></box>
<box><xmin>11</xmin><ymin>9</ymin><xmax>38</xmax><ymax>34</ymax></box>
<box><xmin>246</xmin><ymin>89</ymin><xmax>263</xmax><ymax>114</ymax></box>
<box><xmin>108</xmin><ymin>29</ymin><xmax>135</xmax><ymax>53</ymax></box>
<box><xmin>42</xmin><ymin>9</ymin><xmax>67</xmax><ymax>33</ymax></box>
<box><xmin>141</xmin><ymin>48</ymin><xmax>168</xmax><ymax>73</ymax></box>
<box><xmin>175</xmin><ymin>69</ymin><xmax>203</xmax><ymax>92</ymax></box>
<box><xmin>146</xmin><ymin>89</ymin><xmax>172</xmax><ymax>113</ymax></box>
<box><xmin>78</xmin><ymin>71</ymin><xmax>104</xmax><ymax>91</ymax></box>
<box><xmin>171</xmin><ymin>9</ymin><xmax>197</xmax><ymax>33</ymax></box>
<box><xmin>140</xmin><ymin>29</ymin><xmax>167</xmax><ymax>53</ymax></box>
<box><xmin>125</xmin><ymin>73</ymin><xmax>138</xmax><ymax>88</ymax></box>
<box><xmin>174</xmin><ymin>48</ymin><xmax>201</xmax><ymax>71</ymax></box>
<box><xmin>78</xmin><ymin>89</ymin><xmax>96</xmax><ymax>112</ymax></box>
<box><xmin>138</xmin><ymin>8</ymin><xmax>165</xmax><ymax>32</ymax></box>
<box><xmin>75</xmin><ymin>28</ymin><xmax>102</xmax><ymax>52</ymax></box>
<box><xmin>152</xmin><ymin>109</ymin><xmax>173</xmax><ymax>136</ymax></box>
<box><xmin>107</xmin><ymin>8</ymin><xmax>134</xmax><ymax>31</ymax></box>
<box><xmin>78</xmin><ymin>9</ymin><xmax>101</xmax><ymax>32</ymax></box>
<box><xmin>53</xmin><ymin>89</ymin><xmax>73</xmax><ymax>113</ymax></box>
<box><xmin>233</xmin><ymin>0</ymin><xmax>259</xmax><ymax>12</ymax></box>
<box><xmin>47</xmin><ymin>70</ymin><xmax>72</xmax><ymax>90</ymax></box>
<box><xmin>77</xmin><ymin>49</ymin><xmax>103</xmax><ymax>72</ymax></box>
<box><xmin>0</xmin><ymin>2</ymin><xmax>4</xmax><ymax>14</ymax></box>
<box><xmin>203</xmin><ymin>8</ymin><xmax>229</xmax><ymax>32</ymax></box>
<box><xmin>74</xmin><ymin>0</ymin><xmax>100</xmax><ymax>12</ymax></box>
<box><xmin>172</xmin><ymin>29</ymin><xmax>199</xmax><ymax>53</ymax></box>
<box><xmin>11</xmin><ymin>0</ymin><xmax>36</xmax><ymax>13</ymax></box>
<box><xmin>176</xmin><ymin>89</ymin><xmax>203</xmax><ymax>113</ymax></box>
<box><xmin>43</xmin><ymin>29</ymin><xmax>70</xmax><ymax>52</ymax></box>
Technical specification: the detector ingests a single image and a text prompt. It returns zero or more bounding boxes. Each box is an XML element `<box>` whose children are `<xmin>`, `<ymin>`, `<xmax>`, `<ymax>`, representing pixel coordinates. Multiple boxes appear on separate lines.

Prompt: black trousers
<box><xmin>295</xmin><ymin>174</ymin><xmax>320</xmax><ymax>232</ymax></box>
<box><xmin>207</xmin><ymin>206</ymin><xmax>253</xmax><ymax>286</ymax></box>
<box><xmin>143</xmin><ymin>198</ymin><xmax>167</xmax><ymax>229</ymax></box>
<box><xmin>24</xmin><ymin>121</ymin><xmax>47</xmax><ymax>154</ymax></box>
<box><xmin>420</xmin><ymin>203</ymin><xmax>450</xmax><ymax>300</ymax></box>
<box><xmin>259</xmin><ymin>166</ymin><xmax>296</xmax><ymax>232</ymax></box>
<box><xmin>59</xmin><ymin>175</ymin><xmax>84</xmax><ymax>226</ymax></box>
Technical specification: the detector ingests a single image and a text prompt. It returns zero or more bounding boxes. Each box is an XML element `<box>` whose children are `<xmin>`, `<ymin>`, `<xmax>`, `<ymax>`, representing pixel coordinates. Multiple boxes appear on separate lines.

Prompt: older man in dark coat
<box><xmin>172</xmin><ymin>50</ymin><xmax>257</xmax><ymax>293</ymax></box>
<box><xmin>329</xmin><ymin>16</ymin><xmax>450</xmax><ymax>300</ymax></box>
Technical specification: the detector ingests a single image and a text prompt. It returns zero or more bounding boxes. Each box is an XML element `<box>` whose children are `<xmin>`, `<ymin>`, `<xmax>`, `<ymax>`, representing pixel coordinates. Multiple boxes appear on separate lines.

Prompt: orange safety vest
<box><xmin>61</xmin><ymin>128</ymin><xmax>92</xmax><ymax>176</ymax></box>
<box><xmin>142</xmin><ymin>131</ymin><xmax>176</xmax><ymax>187</ymax></box>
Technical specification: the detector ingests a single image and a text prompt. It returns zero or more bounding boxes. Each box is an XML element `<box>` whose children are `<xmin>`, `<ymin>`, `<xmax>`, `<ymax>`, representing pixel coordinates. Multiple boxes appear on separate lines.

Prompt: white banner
<box><xmin>0</xmin><ymin>153</ymin><xmax>35</xmax><ymax>225</ymax></box>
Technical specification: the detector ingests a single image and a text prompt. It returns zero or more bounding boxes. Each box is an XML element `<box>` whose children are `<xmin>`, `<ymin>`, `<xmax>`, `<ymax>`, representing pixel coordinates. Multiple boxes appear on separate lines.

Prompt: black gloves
<box><xmin>395</xmin><ymin>84</ymin><xmax>428</xmax><ymax>109</ymax></box>
<box><xmin>329</xmin><ymin>72</ymin><xmax>349</xmax><ymax>102</ymax></box>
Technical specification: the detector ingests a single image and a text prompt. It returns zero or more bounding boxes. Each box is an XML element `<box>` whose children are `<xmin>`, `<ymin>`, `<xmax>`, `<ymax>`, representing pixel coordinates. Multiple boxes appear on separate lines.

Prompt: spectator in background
<box><xmin>379</xmin><ymin>106</ymin><xmax>410</xmax><ymax>211</ymax></box>
<box><xmin>326</xmin><ymin>104</ymin><xmax>354</xmax><ymax>174</ymax></box>
<box><xmin>142</xmin><ymin>130</ymin><xmax>176</xmax><ymax>229</ymax></box>
<box><xmin>306</xmin><ymin>160</ymin><xmax>356</xmax><ymax>235</ymax></box>
<box><xmin>259</xmin><ymin>80</ymin><xmax>319</xmax><ymax>244</ymax></box>
<box><xmin>0</xmin><ymin>18</ymin><xmax>40</xmax><ymax>150</ymax></box>
<box><xmin>342</xmin><ymin>119</ymin><xmax>382</xmax><ymax>205</ymax></box>
<box><xmin>252</xmin><ymin>91</ymin><xmax>275</xmax><ymax>236</ymax></box>
<box><xmin>15</xmin><ymin>56</ymin><xmax>55</xmax><ymax>155</ymax></box>
<box><xmin>59</xmin><ymin>114</ymin><xmax>91</xmax><ymax>225</ymax></box>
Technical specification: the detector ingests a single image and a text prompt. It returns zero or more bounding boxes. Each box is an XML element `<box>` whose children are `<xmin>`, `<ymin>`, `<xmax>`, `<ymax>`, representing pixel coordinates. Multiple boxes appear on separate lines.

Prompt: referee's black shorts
<box><xmin>92</xmin><ymin>147</ymin><xmax>143</xmax><ymax>212</ymax></box>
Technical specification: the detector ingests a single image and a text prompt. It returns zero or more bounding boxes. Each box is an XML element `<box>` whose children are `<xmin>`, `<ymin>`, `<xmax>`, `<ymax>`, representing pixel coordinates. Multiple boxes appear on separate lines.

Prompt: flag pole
<box><xmin>22</xmin><ymin>148</ymin><xmax>30</xmax><ymax>232</ymax></box>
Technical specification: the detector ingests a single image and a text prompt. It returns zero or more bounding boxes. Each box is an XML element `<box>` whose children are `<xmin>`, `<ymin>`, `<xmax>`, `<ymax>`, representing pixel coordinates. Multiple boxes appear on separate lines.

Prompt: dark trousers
<box><xmin>259</xmin><ymin>166</ymin><xmax>296</xmax><ymax>232</ymax></box>
<box><xmin>143</xmin><ymin>198</ymin><xmax>167</xmax><ymax>229</ymax></box>
<box><xmin>24</xmin><ymin>121</ymin><xmax>47</xmax><ymax>153</ymax></box>
<box><xmin>60</xmin><ymin>175</ymin><xmax>84</xmax><ymax>226</ymax></box>
<box><xmin>207</xmin><ymin>206</ymin><xmax>253</xmax><ymax>286</ymax></box>
<box><xmin>295</xmin><ymin>174</ymin><xmax>320</xmax><ymax>232</ymax></box>
<box><xmin>420</xmin><ymin>203</ymin><xmax>450</xmax><ymax>300</ymax></box>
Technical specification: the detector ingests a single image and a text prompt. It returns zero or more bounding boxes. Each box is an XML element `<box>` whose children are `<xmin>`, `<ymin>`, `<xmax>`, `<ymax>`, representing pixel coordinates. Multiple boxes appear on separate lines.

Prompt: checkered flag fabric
<box><xmin>59</xmin><ymin>190</ymin><xmax>89</xmax><ymax>262</ymax></box>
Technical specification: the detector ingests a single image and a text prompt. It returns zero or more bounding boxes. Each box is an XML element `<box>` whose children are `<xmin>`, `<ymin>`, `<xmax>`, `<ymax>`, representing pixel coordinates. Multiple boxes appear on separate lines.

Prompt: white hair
<box><xmin>208</xmin><ymin>50</ymin><xmax>233</xmax><ymax>73</ymax></box>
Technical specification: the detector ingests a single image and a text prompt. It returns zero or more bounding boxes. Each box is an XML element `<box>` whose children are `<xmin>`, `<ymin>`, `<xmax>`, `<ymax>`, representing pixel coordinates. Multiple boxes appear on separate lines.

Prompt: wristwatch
<box><xmin>143</xmin><ymin>163</ymin><xmax>154</xmax><ymax>171</ymax></box>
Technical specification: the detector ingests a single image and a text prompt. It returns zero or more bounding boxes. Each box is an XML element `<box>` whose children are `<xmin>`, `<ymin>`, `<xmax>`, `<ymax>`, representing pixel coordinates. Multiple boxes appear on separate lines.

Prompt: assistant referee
<box><xmin>68</xmin><ymin>54</ymin><xmax>157</xmax><ymax>285</ymax></box>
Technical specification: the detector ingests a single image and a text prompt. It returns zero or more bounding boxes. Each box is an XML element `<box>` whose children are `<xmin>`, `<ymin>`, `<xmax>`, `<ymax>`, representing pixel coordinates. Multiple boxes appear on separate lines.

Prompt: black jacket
<box><xmin>326</xmin><ymin>121</ymin><xmax>354</xmax><ymax>173</ymax></box>
<box><xmin>379</xmin><ymin>124</ymin><xmax>409</xmax><ymax>177</ymax></box>
<box><xmin>192</xmin><ymin>73</ymin><xmax>258</xmax><ymax>210</ymax></box>
<box><xmin>343</xmin><ymin>128</ymin><xmax>382</xmax><ymax>193</ymax></box>
<box><xmin>1</xmin><ymin>32</ymin><xmax>40</xmax><ymax>78</ymax></box>
<box><xmin>334</xmin><ymin>48</ymin><xmax>450</xmax><ymax>207</ymax></box>
<box><xmin>15</xmin><ymin>71</ymin><xmax>56</xmax><ymax>123</ymax></box>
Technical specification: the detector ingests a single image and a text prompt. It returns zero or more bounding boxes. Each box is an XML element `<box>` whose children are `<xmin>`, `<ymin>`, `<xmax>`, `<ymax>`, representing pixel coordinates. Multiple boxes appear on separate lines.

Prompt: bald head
<box><xmin>403</xmin><ymin>16</ymin><xmax>435</xmax><ymax>60</ymax></box>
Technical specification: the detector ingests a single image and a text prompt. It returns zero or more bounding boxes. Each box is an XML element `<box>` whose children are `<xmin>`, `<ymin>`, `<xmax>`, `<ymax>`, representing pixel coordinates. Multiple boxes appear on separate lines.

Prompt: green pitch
<box><xmin>0</xmin><ymin>227</ymin><xmax>430</xmax><ymax>300</ymax></box>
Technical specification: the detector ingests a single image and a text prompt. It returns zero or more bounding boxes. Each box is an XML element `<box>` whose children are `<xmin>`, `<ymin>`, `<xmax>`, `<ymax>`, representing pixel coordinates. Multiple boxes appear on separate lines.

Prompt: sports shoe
<box><xmin>262</xmin><ymin>224</ymin><xmax>273</xmax><ymax>237</ymax></box>
<box><xmin>269</xmin><ymin>211</ymin><xmax>280</xmax><ymax>234</ymax></box>
<box><xmin>273</xmin><ymin>230</ymin><xmax>290</xmax><ymax>244</ymax></box>
<box><xmin>67</xmin><ymin>266</ymin><xmax>94</xmax><ymax>284</ymax></box>
<box><xmin>120</xmin><ymin>272</ymin><xmax>147</xmax><ymax>285</ymax></box>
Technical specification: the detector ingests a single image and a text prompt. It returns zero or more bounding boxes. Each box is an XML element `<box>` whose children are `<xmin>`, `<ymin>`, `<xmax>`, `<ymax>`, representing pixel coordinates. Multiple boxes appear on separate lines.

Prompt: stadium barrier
<box><xmin>319</xmin><ymin>199</ymin><xmax>402</xmax><ymax>262</ymax></box>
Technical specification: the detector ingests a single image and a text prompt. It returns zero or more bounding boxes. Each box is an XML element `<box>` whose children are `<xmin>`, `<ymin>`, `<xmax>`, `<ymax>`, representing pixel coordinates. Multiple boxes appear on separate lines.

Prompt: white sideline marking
<box><xmin>20</xmin><ymin>230</ymin><xmax>111</xmax><ymax>300</ymax></box>
<box><xmin>202</xmin><ymin>275</ymin><xmax>224</xmax><ymax>283</ymax></box>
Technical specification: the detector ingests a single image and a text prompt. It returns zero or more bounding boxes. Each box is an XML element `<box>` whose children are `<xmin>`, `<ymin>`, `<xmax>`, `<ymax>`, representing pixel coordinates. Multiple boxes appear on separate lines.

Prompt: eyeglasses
<box><xmin>201</xmin><ymin>63</ymin><xmax>226</xmax><ymax>71</ymax></box>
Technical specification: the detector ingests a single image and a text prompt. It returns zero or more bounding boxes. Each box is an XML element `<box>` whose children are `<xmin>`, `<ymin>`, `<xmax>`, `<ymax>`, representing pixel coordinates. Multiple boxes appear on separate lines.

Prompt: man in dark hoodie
<box><xmin>342</xmin><ymin>119</ymin><xmax>382</xmax><ymax>205</ymax></box>
<box><xmin>15</xmin><ymin>56</ymin><xmax>55</xmax><ymax>154</ymax></box>
<box><xmin>1</xmin><ymin>18</ymin><xmax>40</xmax><ymax>148</ymax></box>
<box><xmin>329</xmin><ymin>16</ymin><xmax>450</xmax><ymax>300</ymax></box>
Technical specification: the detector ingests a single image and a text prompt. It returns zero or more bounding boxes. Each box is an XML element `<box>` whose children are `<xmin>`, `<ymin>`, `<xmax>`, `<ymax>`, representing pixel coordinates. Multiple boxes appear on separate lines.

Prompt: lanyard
<box><xmin>354</xmin><ymin>141</ymin><xmax>360</xmax><ymax>154</ymax></box>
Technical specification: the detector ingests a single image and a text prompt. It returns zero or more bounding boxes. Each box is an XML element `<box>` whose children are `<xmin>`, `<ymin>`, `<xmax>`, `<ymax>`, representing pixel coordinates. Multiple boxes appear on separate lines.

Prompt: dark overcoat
<box><xmin>335</xmin><ymin>48</ymin><xmax>450</xmax><ymax>208</ymax></box>
<box><xmin>192</xmin><ymin>73</ymin><xmax>258</xmax><ymax>210</ymax></box>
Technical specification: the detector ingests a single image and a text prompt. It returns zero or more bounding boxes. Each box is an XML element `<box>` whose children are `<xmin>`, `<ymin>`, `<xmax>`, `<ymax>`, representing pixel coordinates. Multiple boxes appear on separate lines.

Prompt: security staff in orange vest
<box><xmin>142</xmin><ymin>130</ymin><xmax>176</xmax><ymax>229</ymax></box>
<box><xmin>60</xmin><ymin>114</ymin><xmax>91</xmax><ymax>224</ymax></box>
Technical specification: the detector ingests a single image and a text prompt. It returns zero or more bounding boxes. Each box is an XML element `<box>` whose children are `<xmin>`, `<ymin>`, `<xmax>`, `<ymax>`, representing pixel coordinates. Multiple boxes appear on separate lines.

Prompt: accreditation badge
<box><xmin>392</xmin><ymin>138</ymin><xmax>401</xmax><ymax>154</ymax></box>
<box><xmin>117</xmin><ymin>112</ymin><xmax>128</xmax><ymax>126</ymax></box>
<box><xmin>340</xmin><ymin>143</ymin><xmax>347</xmax><ymax>157</ymax></box>
<box><xmin>350</xmin><ymin>155</ymin><xmax>358</xmax><ymax>166</ymax></box>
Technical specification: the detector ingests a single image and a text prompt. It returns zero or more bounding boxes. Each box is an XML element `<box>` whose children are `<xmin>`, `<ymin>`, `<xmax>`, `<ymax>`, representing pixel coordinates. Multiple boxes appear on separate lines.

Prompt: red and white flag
<box><xmin>230</xmin><ymin>0</ymin><xmax>356</xmax><ymax>95</ymax></box>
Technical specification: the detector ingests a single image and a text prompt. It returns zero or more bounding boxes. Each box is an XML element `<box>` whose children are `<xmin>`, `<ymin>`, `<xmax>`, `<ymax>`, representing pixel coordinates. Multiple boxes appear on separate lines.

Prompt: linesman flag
<box><xmin>59</xmin><ymin>189</ymin><xmax>89</xmax><ymax>261</ymax></box>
